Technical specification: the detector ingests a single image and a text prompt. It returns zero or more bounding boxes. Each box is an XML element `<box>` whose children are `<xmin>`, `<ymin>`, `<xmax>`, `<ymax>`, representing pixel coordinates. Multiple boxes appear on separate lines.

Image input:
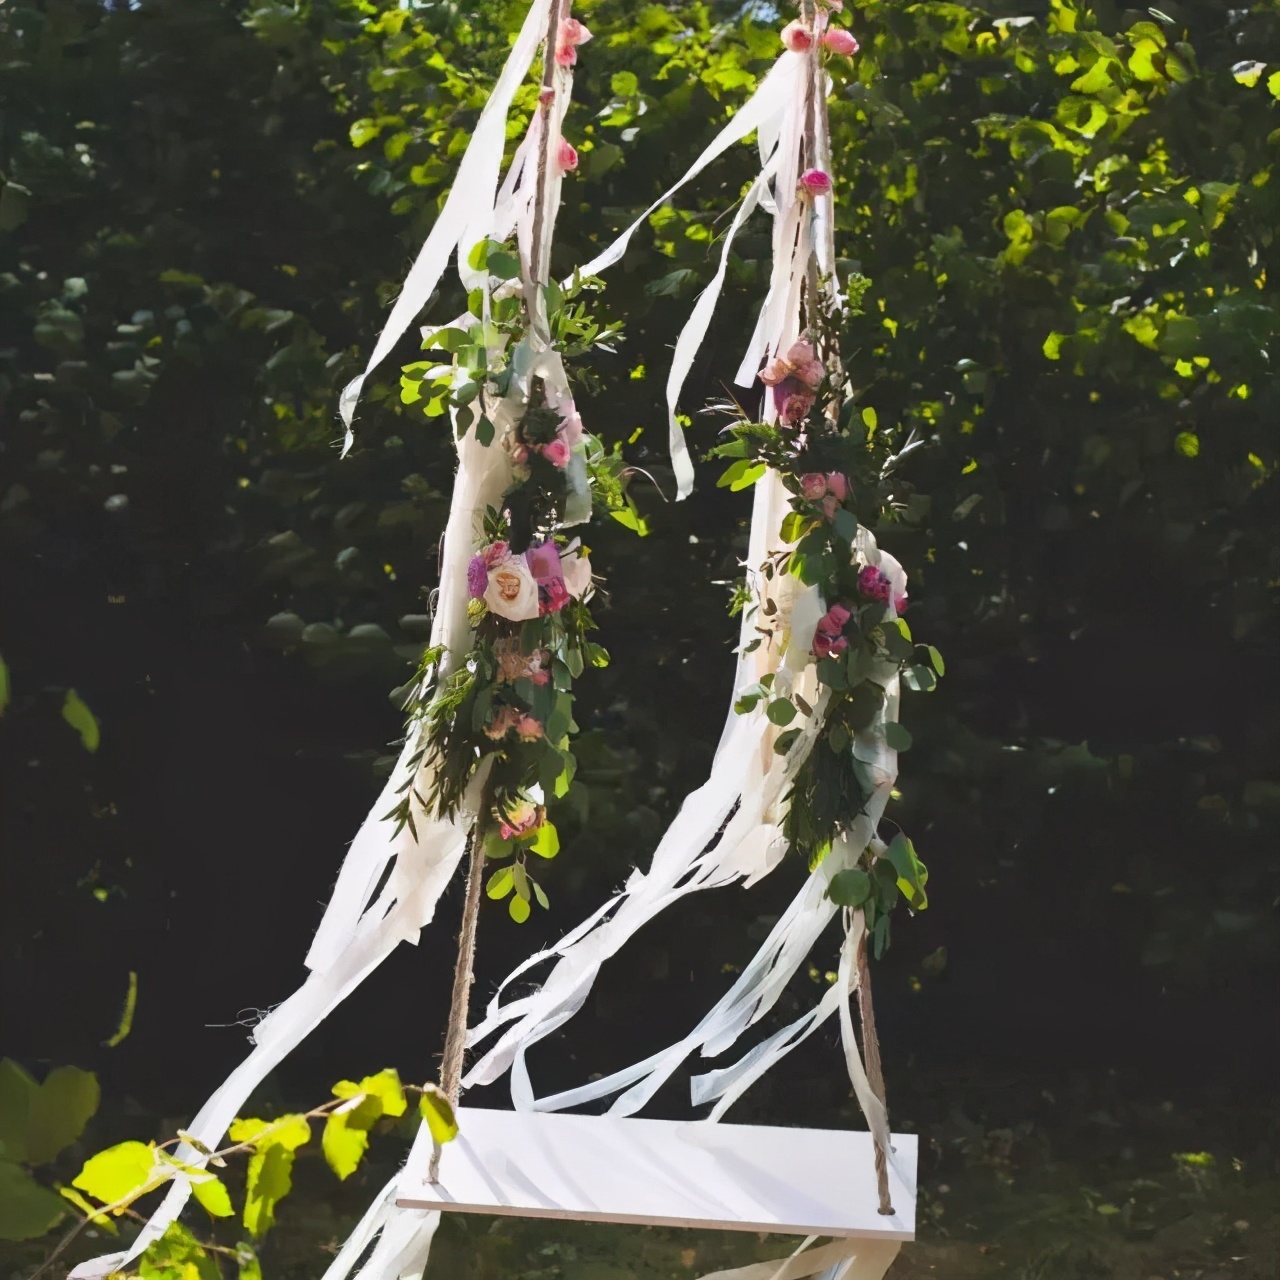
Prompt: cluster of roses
<box><xmin>469</xmin><ymin>537</ymin><xmax>593</xmax><ymax>622</ymax></box>
<box><xmin>812</xmin><ymin>567</ymin><xmax>908</xmax><ymax>660</ymax></box>
<box><xmin>761</xmin><ymin>335</ymin><xmax>826</xmax><ymax>425</ymax></box>
<box><xmin>510</xmin><ymin>401</ymin><xmax>583</xmax><ymax>473</ymax></box>
<box><xmin>780</xmin><ymin>0</ymin><xmax>859</xmax><ymax>56</ymax></box>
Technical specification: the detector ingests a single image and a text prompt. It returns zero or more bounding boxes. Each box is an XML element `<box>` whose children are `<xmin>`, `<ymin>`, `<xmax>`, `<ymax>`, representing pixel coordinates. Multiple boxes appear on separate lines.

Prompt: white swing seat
<box><xmin>396</xmin><ymin>1107</ymin><xmax>916</xmax><ymax>1240</ymax></box>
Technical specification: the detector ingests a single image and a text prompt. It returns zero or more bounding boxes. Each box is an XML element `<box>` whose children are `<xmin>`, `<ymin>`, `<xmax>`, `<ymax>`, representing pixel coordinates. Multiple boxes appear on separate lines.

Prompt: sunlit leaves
<box><xmin>322</xmin><ymin>1071</ymin><xmax>406</xmax><ymax>1181</ymax></box>
<box><xmin>73</xmin><ymin>1141</ymin><xmax>164</xmax><ymax>1211</ymax></box>
<box><xmin>61</xmin><ymin>689</ymin><xmax>100</xmax><ymax>752</ymax></box>
<box><xmin>226</xmin><ymin>1115</ymin><xmax>310</xmax><ymax>1236</ymax></box>
<box><xmin>418</xmin><ymin>1085</ymin><xmax>459</xmax><ymax>1146</ymax></box>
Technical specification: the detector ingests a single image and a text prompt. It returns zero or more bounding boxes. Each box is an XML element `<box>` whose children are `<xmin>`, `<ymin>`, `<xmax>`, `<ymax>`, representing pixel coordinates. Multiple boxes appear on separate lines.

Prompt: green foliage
<box><xmin>321</xmin><ymin>1069</ymin><xmax>407</xmax><ymax>1180</ymax></box>
<box><xmin>60</xmin><ymin>689</ymin><xmax>100</xmax><ymax>753</ymax></box>
<box><xmin>418</xmin><ymin>1084</ymin><xmax>460</xmax><ymax>1146</ymax></box>
<box><xmin>227</xmin><ymin>1114</ymin><xmax>311</xmax><ymax>1237</ymax></box>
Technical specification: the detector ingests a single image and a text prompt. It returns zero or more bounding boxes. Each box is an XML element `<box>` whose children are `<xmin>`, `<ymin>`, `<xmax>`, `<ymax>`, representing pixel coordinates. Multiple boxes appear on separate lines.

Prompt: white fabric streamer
<box><xmin>337</xmin><ymin>0</ymin><xmax>553</xmax><ymax>450</ymax></box>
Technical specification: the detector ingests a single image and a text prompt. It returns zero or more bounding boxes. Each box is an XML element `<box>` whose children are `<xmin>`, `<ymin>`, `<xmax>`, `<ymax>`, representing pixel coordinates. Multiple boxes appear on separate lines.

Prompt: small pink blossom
<box><xmin>800</xmin><ymin>168</ymin><xmax>832</xmax><ymax>196</ymax></box>
<box><xmin>761</xmin><ymin>336</ymin><xmax>826</xmax><ymax>390</ymax></box>
<box><xmin>826</xmin><ymin>471</ymin><xmax>849</xmax><ymax>501</ymax></box>
<box><xmin>482</xmin><ymin>540</ymin><xmax>511</xmax><ymax>568</ymax></box>
<box><xmin>556</xmin><ymin>139</ymin><xmax>578</xmax><ymax>174</ymax></box>
<box><xmin>800</xmin><ymin>472</ymin><xmax>828</xmax><ymax>500</ymax></box>
<box><xmin>822</xmin><ymin>28</ymin><xmax>859</xmax><ymax>56</ymax></box>
<box><xmin>813</xmin><ymin>603</ymin><xmax>852</xmax><ymax>659</ymax></box>
<box><xmin>894</xmin><ymin>595</ymin><xmax>909</xmax><ymax>616</ymax></box>
<box><xmin>516</xmin><ymin>715</ymin><xmax>545</xmax><ymax>743</ymax></box>
<box><xmin>555</xmin><ymin>17</ymin><xmax>592</xmax><ymax>66</ymax></box>
<box><xmin>542</xmin><ymin>437</ymin><xmax>571</xmax><ymax>468</ymax></box>
<box><xmin>780</xmin><ymin>20</ymin><xmax>813</xmax><ymax>52</ymax></box>
<box><xmin>467</xmin><ymin>554</ymin><xmax>488</xmax><ymax>599</ymax></box>
<box><xmin>857</xmin><ymin>564</ymin><xmax>892</xmax><ymax>603</ymax></box>
<box><xmin>485</xmin><ymin>706</ymin><xmax>521</xmax><ymax>740</ymax></box>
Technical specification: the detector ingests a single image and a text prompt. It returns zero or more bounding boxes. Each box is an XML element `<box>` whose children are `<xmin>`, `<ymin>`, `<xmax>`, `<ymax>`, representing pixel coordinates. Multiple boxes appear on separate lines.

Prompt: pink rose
<box><xmin>556</xmin><ymin>139</ymin><xmax>578</xmax><ymax>174</ymax></box>
<box><xmin>541</xmin><ymin>437</ymin><xmax>571</xmax><ymax>468</ymax></box>
<box><xmin>761</xmin><ymin>337</ymin><xmax>826</xmax><ymax>390</ymax></box>
<box><xmin>780</xmin><ymin>20</ymin><xmax>813</xmax><ymax>52</ymax></box>
<box><xmin>813</xmin><ymin>603</ymin><xmax>852</xmax><ymax>659</ymax></box>
<box><xmin>826</xmin><ymin>472</ymin><xmax>849</xmax><ymax>500</ymax></box>
<box><xmin>800</xmin><ymin>472</ymin><xmax>828</xmax><ymax>500</ymax></box>
<box><xmin>555</xmin><ymin>17</ymin><xmax>592</xmax><ymax>66</ymax></box>
<box><xmin>822</xmin><ymin>28</ymin><xmax>859</xmax><ymax>56</ymax></box>
<box><xmin>858</xmin><ymin>565</ymin><xmax>892</xmax><ymax>604</ymax></box>
<box><xmin>780</xmin><ymin>388</ymin><xmax>815</xmax><ymax>425</ymax></box>
<box><xmin>516</xmin><ymin>715</ymin><xmax>545</xmax><ymax>743</ymax></box>
<box><xmin>483</xmin><ymin>540</ymin><xmax>511</xmax><ymax>568</ymax></box>
<box><xmin>895</xmin><ymin>595</ymin><xmax>909</xmax><ymax>615</ymax></box>
<box><xmin>785</xmin><ymin>338</ymin><xmax>817</xmax><ymax>368</ymax></box>
<box><xmin>800</xmin><ymin>168</ymin><xmax>832</xmax><ymax>196</ymax></box>
<box><xmin>467</xmin><ymin>554</ymin><xmax>488</xmax><ymax>599</ymax></box>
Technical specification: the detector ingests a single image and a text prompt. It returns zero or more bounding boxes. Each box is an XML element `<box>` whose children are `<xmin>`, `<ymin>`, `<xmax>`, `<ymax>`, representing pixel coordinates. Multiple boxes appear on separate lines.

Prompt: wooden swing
<box><xmin>399</xmin><ymin>0</ymin><xmax>917</xmax><ymax>1257</ymax></box>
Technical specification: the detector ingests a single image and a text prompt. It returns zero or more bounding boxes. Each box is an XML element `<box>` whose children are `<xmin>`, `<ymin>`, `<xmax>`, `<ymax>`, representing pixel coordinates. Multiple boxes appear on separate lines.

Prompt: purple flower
<box><xmin>467</xmin><ymin>554</ymin><xmax>488</xmax><ymax>599</ymax></box>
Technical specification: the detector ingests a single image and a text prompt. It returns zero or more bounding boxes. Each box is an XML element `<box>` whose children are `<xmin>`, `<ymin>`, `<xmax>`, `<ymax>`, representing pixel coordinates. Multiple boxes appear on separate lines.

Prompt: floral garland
<box><xmin>390</xmin><ymin>225</ymin><xmax>639</xmax><ymax>922</ymax></box>
<box><xmin>711</xmin><ymin>282</ymin><xmax>942</xmax><ymax>959</ymax></box>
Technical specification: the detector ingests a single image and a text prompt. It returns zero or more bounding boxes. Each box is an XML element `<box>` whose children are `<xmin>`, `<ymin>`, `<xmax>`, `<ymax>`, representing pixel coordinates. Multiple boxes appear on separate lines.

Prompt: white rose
<box><xmin>561</xmin><ymin>546</ymin><xmax>593</xmax><ymax>599</ymax></box>
<box><xmin>484</xmin><ymin>557</ymin><xmax>540</xmax><ymax>621</ymax></box>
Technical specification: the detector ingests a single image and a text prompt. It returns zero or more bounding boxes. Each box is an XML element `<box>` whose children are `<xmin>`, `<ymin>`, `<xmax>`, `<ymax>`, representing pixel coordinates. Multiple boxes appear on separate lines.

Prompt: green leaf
<box><xmin>861</xmin><ymin>407</ymin><xmax>877</xmax><ymax>431</ymax></box>
<box><xmin>138</xmin><ymin>1221</ymin><xmax>221</xmax><ymax>1280</ymax></box>
<box><xmin>486</xmin><ymin>865</ymin><xmax>514</xmax><ymax>899</ymax></box>
<box><xmin>884</xmin><ymin>833</ymin><xmax>929</xmax><ymax>910</ymax></box>
<box><xmin>847</xmin><ymin>682</ymin><xmax>885</xmax><ymax>732</ymax></box>
<box><xmin>191</xmin><ymin>1174</ymin><xmax>235</xmax><ymax>1219</ymax></box>
<box><xmin>227</xmin><ymin>1116</ymin><xmax>310</xmax><ymax>1238</ymax></box>
<box><xmin>475</xmin><ymin>415</ymin><xmax>495</xmax><ymax>447</ymax></box>
<box><xmin>884</xmin><ymin>722</ymin><xmax>913</xmax><ymax>752</ymax></box>
<box><xmin>766</xmin><ymin>698</ymin><xmax>797</xmax><ymax>726</ymax></box>
<box><xmin>773</xmin><ymin>727</ymin><xmax>802</xmax><ymax>755</ymax></box>
<box><xmin>321</xmin><ymin>1112</ymin><xmax>367</xmax><ymax>1181</ymax></box>
<box><xmin>532</xmin><ymin>879</ymin><xmax>550</xmax><ymax>910</ymax></box>
<box><xmin>509</xmin><ymin>894</ymin><xmax>531</xmax><ymax>923</ymax></box>
<box><xmin>21</xmin><ymin>1066</ymin><xmax>100</xmax><ymax>1165</ymax></box>
<box><xmin>0</xmin><ymin>1161</ymin><xmax>68</xmax><ymax>1241</ymax></box>
<box><xmin>73</xmin><ymin>1140</ymin><xmax>163</xmax><ymax>1210</ymax></box>
<box><xmin>487</xmin><ymin>251</ymin><xmax>520</xmax><ymax>281</ymax></box>
<box><xmin>717</xmin><ymin>458</ymin><xmax>766</xmax><ymax>491</ymax></box>
<box><xmin>610</xmin><ymin>505</ymin><xmax>650</xmax><ymax>536</ymax></box>
<box><xmin>0</xmin><ymin>182</ymin><xmax>32</xmax><ymax>232</ymax></box>
<box><xmin>104</xmin><ymin>971</ymin><xmax>138</xmax><ymax>1048</ymax></box>
<box><xmin>828</xmin><ymin>868</ymin><xmax>873</xmax><ymax>908</ymax></box>
<box><xmin>418</xmin><ymin>1086</ymin><xmax>458</xmax><ymax>1145</ymax></box>
<box><xmin>926</xmin><ymin>646</ymin><xmax>945</xmax><ymax>677</ymax></box>
<box><xmin>780</xmin><ymin>511</ymin><xmax>808</xmax><ymax>544</ymax></box>
<box><xmin>529</xmin><ymin>822</ymin><xmax>560</xmax><ymax>859</ymax></box>
<box><xmin>1174</xmin><ymin>431</ymin><xmax>1200</xmax><ymax>458</ymax></box>
<box><xmin>322</xmin><ymin>1071</ymin><xmax>405</xmax><ymax>1181</ymax></box>
<box><xmin>0</xmin><ymin>1060</ymin><xmax>36</xmax><ymax>1163</ymax></box>
<box><xmin>832</xmin><ymin>508</ymin><xmax>858</xmax><ymax>544</ymax></box>
<box><xmin>61</xmin><ymin>689</ymin><xmax>100</xmax><ymax>752</ymax></box>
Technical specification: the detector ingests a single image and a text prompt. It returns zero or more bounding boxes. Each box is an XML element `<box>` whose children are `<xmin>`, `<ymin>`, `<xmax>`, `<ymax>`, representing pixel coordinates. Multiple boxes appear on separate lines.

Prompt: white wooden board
<box><xmin>396</xmin><ymin>1107</ymin><xmax>916</xmax><ymax>1240</ymax></box>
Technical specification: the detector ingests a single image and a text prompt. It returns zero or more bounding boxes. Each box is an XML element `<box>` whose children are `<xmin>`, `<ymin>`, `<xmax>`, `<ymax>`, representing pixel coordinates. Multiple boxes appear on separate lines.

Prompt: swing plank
<box><xmin>396</xmin><ymin>1107</ymin><xmax>916</xmax><ymax>1240</ymax></box>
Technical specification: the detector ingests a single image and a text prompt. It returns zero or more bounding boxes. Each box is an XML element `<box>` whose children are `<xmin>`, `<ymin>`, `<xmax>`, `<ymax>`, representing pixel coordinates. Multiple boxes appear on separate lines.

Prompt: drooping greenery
<box><xmin>1</xmin><ymin>0</ymin><xmax>1276</xmax><ymax>1275</ymax></box>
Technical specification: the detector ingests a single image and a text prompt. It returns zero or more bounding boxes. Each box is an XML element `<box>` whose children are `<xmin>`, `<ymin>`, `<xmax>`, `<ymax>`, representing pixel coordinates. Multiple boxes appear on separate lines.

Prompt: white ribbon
<box><xmin>337</xmin><ymin>0</ymin><xmax>553</xmax><ymax>450</ymax></box>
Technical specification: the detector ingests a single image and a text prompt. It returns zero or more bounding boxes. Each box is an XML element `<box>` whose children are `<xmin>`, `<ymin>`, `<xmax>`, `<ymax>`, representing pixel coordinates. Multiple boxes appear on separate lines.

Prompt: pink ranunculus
<box><xmin>483</xmin><ymin>540</ymin><xmax>511</xmax><ymax>568</ymax></box>
<box><xmin>858</xmin><ymin>564</ymin><xmax>893</xmax><ymax>604</ymax></box>
<box><xmin>467</xmin><ymin>554</ymin><xmax>488</xmax><ymax>599</ymax></box>
<box><xmin>822</xmin><ymin>28</ymin><xmax>859</xmax><ymax>56</ymax></box>
<box><xmin>555</xmin><ymin>17</ymin><xmax>592</xmax><ymax>66</ymax></box>
<box><xmin>556</xmin><ymin>139</ymin><xmax>578</xmax><ymax>174</ymax></box>
<box><xmin>780</xmin><ymin>20</ymin><xmax>813</xmax><ymax>52</ymax></box>
<box><xmin>500</xmin><ymin>796</ymin><xmax>544</xmax><ymax>840</ymax></box>
<box><xmin>800</xmin><ymin>472</ymin><xmax>828</xmax><ymax>500</ymax></box>
<box><xmin>826</xmin><ymin>471</ymin><xmax>849</xmax><ymax>500</ymax></box>
<box><xmin>541</xmin><ymin>437</ymin><xmax>571</xmax><ymax>468</ymax></box>
<box><xmin>800</xmin><ymin>168</ymin><xmax>832</xmax><ymax>196</ymax></box>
